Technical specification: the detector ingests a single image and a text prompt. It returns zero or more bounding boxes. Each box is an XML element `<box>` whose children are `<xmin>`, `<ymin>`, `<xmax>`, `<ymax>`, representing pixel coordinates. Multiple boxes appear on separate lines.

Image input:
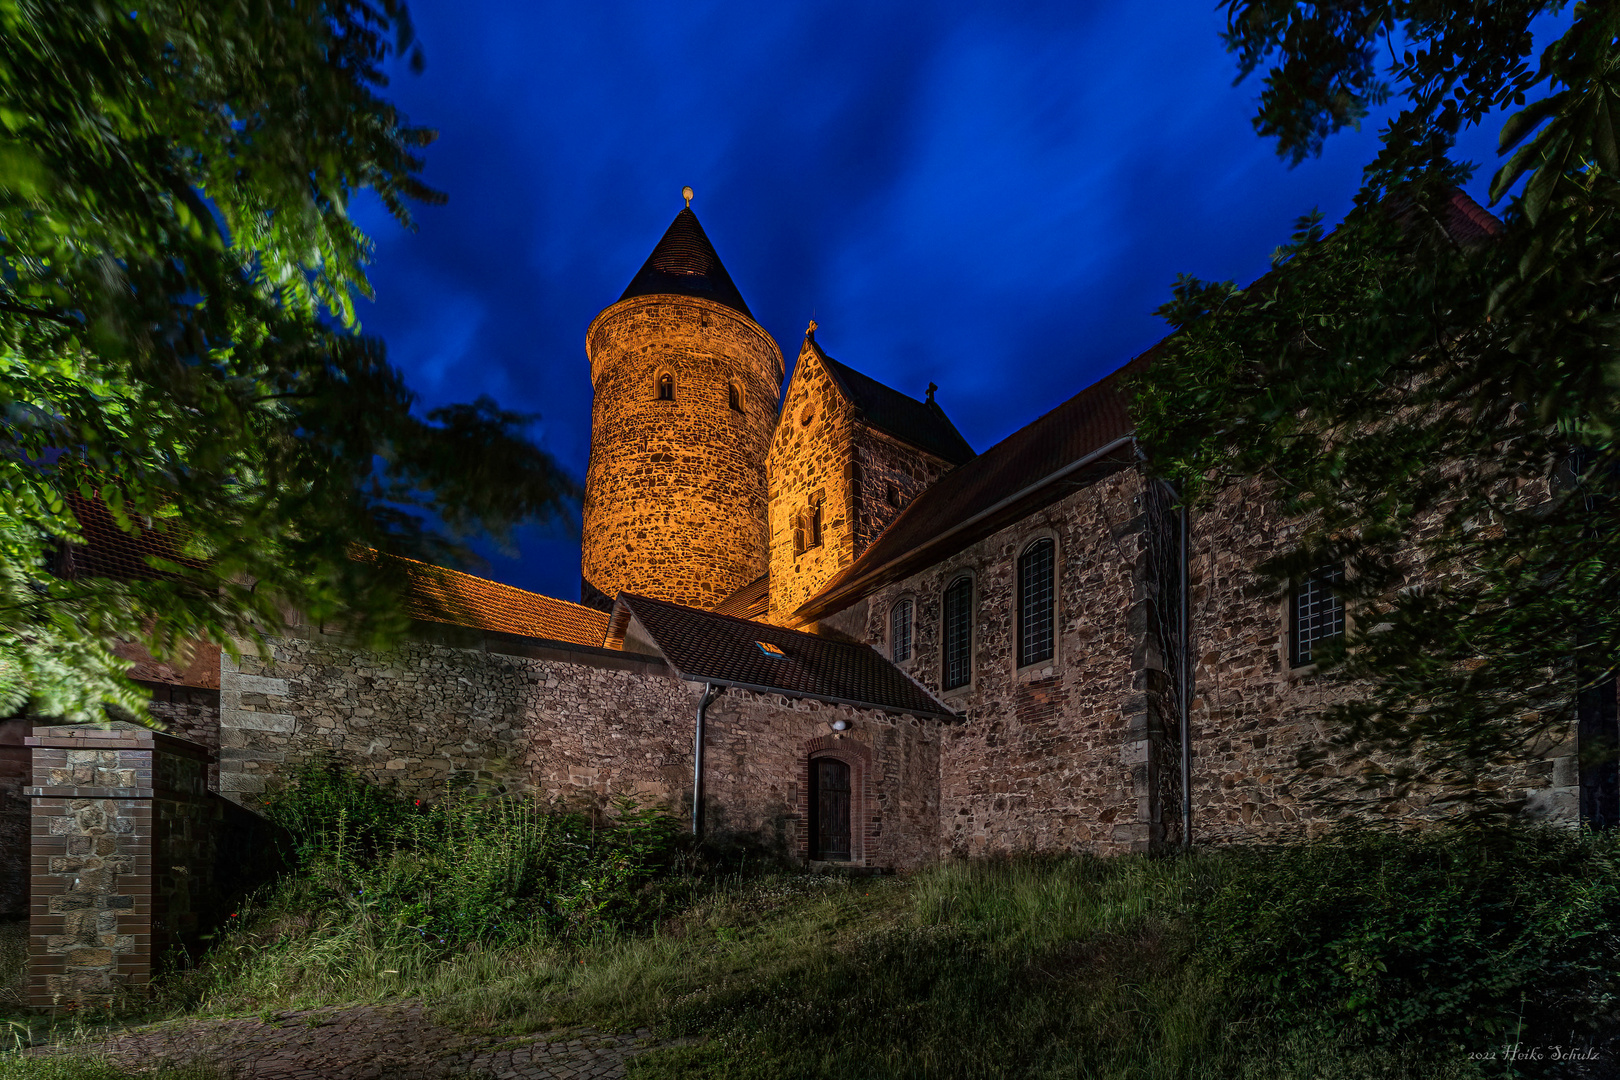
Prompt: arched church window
<box><xmin>1017</xmin><ymin>538</ymin><xmax>1056</xmax><ymax>667</ymax></box>
<box><xmin>891</xmin><ymin>597</ymin><xmax>913</xmax><ymax>663</ymax></box>
<box><xmin>657</xmin><ymin>372</ymin><xmax>675</xmax><ymax>401</ymax></box>
<box><xmin>728</xmin><ymin>382</ymin><xmax>743</xmax><ymax>413</ymax></box>
<box><xmin>808</xmin><ymin>493</ymin><xmax>824</xmax><ymax>548</ymax></box>
<box><xmin>943</xmin><ymin>574</ymin><xmax>974</xmax><ymax>690</ymax></box>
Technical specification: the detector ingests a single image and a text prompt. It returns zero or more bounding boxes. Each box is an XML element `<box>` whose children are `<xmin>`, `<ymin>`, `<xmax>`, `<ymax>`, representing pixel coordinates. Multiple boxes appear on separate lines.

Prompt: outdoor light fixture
<box><xmin>831</xmin><ymin>719</ymin><xmax>850</xmax><ymax>731</ymax></box>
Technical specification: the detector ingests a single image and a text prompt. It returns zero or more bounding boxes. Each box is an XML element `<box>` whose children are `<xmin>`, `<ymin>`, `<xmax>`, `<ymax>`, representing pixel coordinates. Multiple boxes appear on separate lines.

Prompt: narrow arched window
<box><xmin>891</xmin><ymin>597</ymin><xmax>913</xmax><ymax>663</ymax></box>
<box><xmin>943</xmin><ymin>575</ymin><xmax>973</xmax><ymax>690</ymax></box>
<box><xmin>728</xmin><ymin>382</ymin><xmax>743</xmax><ymax>412</ymax></box>
<box><xmin>808</xmin><ymin>495</ymin><xmax>824</xmax><ymax>548</ymax></box>
<box><xmin>657</xmin><ymin>373</ymin><xmax>675</xmax><ymax>401</ymax></box>
<box><xmin>1017</xmin><ymin>538</ymin><xmax>1056</xmax><ymax>667</ymax></box>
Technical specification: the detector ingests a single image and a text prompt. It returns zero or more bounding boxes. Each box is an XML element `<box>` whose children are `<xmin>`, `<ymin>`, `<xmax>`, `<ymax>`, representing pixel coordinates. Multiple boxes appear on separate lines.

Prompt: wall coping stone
<box><xmin>27</xmin><ymin>787</ymin><xmax>157</xmax><ymax>799</ymax></box>
<box><xmin>409</xmin><ymin>621</ymin><xmax>676</xmax><ymax>676</ymax></box>
<box><xmin>26</xmin><ymin>723</ymin><xmax>212</xmax><ymax>762</ymax></box>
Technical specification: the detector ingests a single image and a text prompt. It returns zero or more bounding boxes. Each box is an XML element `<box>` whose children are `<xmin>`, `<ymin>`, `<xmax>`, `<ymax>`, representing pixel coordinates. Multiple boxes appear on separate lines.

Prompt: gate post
<box><xmin>26</xmin><ymin>722</ymin><xmax>213</xmax><ymax>1010</ymax></box>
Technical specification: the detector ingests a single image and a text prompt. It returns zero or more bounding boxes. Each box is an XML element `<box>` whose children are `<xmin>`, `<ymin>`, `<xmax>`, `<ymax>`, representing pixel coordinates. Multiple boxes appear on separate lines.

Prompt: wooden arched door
<box><xmin>811</xmin><ymin>757</ymin><xmax>851</xmax><ymax>861</ymax></box>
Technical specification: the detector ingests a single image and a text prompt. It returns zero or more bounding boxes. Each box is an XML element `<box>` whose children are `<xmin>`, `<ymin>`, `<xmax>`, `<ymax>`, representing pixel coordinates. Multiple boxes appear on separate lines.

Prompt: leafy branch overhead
<box><xmin>0</xmin><ymin>1</ymin><xmax>578</xmax><ymax>722</ymax></box>
<box><xmin>1133</xmin><ymin>1</ymin><xmax>1620</xmax><ymax>809</ymax></box>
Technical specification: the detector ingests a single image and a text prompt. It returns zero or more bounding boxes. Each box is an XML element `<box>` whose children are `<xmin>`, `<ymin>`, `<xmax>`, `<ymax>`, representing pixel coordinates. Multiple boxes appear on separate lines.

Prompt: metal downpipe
<box><xmin>1178</xmin><ymin>496</ymin><xmax>1193</xmax><ymax>849</ymax></box>
<box><xmin>693</xmin><ymin>682</ymin><xmax>724</xmax><ymax>838</ymax></box>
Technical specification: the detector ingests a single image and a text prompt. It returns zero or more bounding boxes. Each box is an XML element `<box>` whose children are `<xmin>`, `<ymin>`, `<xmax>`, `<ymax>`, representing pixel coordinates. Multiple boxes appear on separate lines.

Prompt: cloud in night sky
<box><xmin>347</xmin><ymin>0</ymin><xmax>1538</xmax><ymax>601</ymax></box>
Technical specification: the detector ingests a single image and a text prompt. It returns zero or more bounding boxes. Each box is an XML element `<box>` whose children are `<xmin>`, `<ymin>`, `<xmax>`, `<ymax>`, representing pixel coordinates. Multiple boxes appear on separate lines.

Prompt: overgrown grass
<box><xmin>0</xmin><ymin>1060</ymin><xmax>219</xmax><ymax>1080</ymax></box>
<box><xmin>12</xmin><ymin>764</ymin><xmax>1620</xmax><ymax>1079</ymax></box>
<box><xmin>0</xmin><ymin>921</ymin><xmax>24</xmax><ymax>1012</ymax></box>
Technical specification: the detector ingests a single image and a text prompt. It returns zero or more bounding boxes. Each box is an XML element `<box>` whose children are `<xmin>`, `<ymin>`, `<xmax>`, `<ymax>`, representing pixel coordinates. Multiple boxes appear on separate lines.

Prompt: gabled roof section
<box><xmin>55</xmin><ymin>494</ymin><xmax>611</xmax><ymax>648</ymax></box>
<box><xmin>713</xmin><ymin>572</ymin><xmax>770</xmax><ymax>620</ymax></box>
<box><xmin>608</xmin><ymin>593</ymin><xmax>952</xmax><ymax>718</ymax></box>
<box><xmin>399</xmin><ymin>557</ymin><xmax>610</xmax><ymax>648</ymax></box>
<box><xmin>807</xmin><ymin>334</ymin><xmax>975</xmax><ymax>465</ymax></box>
<box><xmin>58</xmin><ymin>492</ymin><xmax>206</xmax><ymax>582</ymax></box>
<box><xmin>618</xmin><ymin>207</ymin><xmax>753</xmax><ymax>318</ymax></box>
<box><xmin>792</xmin><ymin>190</ymin><xmax>1507</xmax><ymax>625</ymax></box>
<box><xmin>796</xmin><ymin>351</ymin><xmax>1149</xmax><ymax>622</ymax></box>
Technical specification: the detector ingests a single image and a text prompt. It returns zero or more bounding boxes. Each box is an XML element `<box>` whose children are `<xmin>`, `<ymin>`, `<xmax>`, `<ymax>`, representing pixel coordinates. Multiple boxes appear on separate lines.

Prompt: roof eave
<box><xmin>795</xmin><ymin>433</ymin><xmax>1139</xmax><ymax>623</ymax></box>
<box><xmin>666</xmin><ymin>671</ymin><xmax>957</xmax><ymax>720</ymax></box>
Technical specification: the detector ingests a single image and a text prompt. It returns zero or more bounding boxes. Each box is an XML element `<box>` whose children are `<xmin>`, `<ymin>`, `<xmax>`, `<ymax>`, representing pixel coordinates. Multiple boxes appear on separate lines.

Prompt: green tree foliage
<box><xmin>0</xmin><ymin>2</ymin><xmax>576</xmax><ymax>721</ymax></box>
<box><xmin>1132</xmin><ymin>1</ymin><xmax>1620</xmax><ymax>809</ymax></box>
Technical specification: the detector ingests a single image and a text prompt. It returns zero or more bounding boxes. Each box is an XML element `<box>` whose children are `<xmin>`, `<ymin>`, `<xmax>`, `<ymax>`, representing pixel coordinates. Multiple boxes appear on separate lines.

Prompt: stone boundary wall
<box><xmin>218</xmin><ymin>624</ymin><xmax>939</xmax><ymax>869</ymax></box>
<box><xmin>219</xmin><ymin>626</ymin><xmax>691</xmax><ymax>809</ymax></box>
<box><xmin>27</xmin><ymin>723</ymin><xmax>214</xmax><ymax>1010</ymax></box>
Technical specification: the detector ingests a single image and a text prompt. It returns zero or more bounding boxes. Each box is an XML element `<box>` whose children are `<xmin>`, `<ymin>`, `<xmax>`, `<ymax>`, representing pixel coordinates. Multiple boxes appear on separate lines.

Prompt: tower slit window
<box><xmin>1290</xmin><ymin>563</ymin><xmax>1346</xmax><ymax>667</ymax></box>
<box><xmin>1017</xmin><ymin>538</ymin><xmax>1056</xmax><ymax>667</ymax></box>
<box><xmin>943</xmin><ymin>575</ymin><xmax>973</xmax><ymax>690</ymax></box>
<box><xmin>891</xmin><ymin>597</ymin><xmax>913</xmax><ymax>663</ymax></box>
<box><xmin>808</xmin><ymin>493</ymin><xmax>824</xmax><ymax>549</ymax></box>
<box><xmin>657</xmin><ymin>372</ymin><xmax>675</xmax><ymax>401</ymax></box>
<box><xmin>728</xmin><ymin>382</ymin><xmax>742</xmax><ymax>412</ymax></box>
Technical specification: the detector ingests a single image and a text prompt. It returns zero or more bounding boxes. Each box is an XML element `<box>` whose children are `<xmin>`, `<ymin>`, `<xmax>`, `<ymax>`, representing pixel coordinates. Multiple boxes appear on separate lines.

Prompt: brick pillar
<box><xmin>26</xmin><ymin>722</ymin><xmax>213</xmax><ymax>1010</ymax></box>
<box><xmin>0</xmin><ymin>718</ymin><xmax>31</xmax><ymax>918</ymax></box>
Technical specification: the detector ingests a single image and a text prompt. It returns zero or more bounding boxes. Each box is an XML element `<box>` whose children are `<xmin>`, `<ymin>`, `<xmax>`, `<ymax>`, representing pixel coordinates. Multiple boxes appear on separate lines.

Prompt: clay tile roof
<box><xmin>713</xmin><ymin>572</ymin><xmax>770</xmax><ymax>620</ymax></box>
<box><xmin>618</xmin><ymin>207</ymin><xmax>753</xmax><ymax>318</ymax></box>
<box><xmin>398</xmin><ymin>557</ymin><xmax>610</xmax><ymax>648</ymax></box>
<box><xmin>610</xmin><ymin>593</ymin><xmax>951</xmax><ymax>717</ymax></box>
<box><xmin>819</xmin><ymin>349</ymin><xmax>976</xmax><ymax>465</ymax></box>
<box><xmin>55</xmin><ymin>497</ymin><xmax>609</xmax><ymax>648</ymax></box>
<box><xmin>796</xmin><ymin>351</ymin><xmax>1149</xmax><ymax>622</ymax></box>
<box><xmin>59</xmin><ymin>492</ymin><xmax>205</xmax><ymax>581</ymax></box>
<box><xmin>1441</xmin><ymin>189</ymin><xmax>1503</xmax><ymax>247</ymax></box>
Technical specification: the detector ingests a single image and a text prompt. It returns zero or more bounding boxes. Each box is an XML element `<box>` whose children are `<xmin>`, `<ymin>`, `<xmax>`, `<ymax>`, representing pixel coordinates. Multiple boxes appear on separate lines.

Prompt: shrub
<box><xmin>1200</xmin><ymin>826</ymin><xmax>1620</xmax><ymax>1066</ymax></box>
<box><xmin>259</xmin><ymin>761</ymin><xmax>683</xmax><ymax>949</ymax></box>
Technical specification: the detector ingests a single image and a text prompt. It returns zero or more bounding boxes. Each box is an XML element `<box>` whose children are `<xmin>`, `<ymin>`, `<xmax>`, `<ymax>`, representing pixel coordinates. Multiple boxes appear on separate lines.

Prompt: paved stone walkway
<box><xmin>29</xmin><ymin>1004</ymin><xmax>671</xmax><ymax>1079</ymax></box>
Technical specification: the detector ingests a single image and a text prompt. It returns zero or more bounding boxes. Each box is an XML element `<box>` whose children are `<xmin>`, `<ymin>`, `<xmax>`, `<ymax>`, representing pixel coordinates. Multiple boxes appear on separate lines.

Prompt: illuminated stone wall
<box><xmin>582</xmin><ymin>294</ymin><xmax>782</xmax><ymax>611</ymax></box>
<box><xmin>853</xmin><ymin>463</ymin><xmax>1177</xmax><ymax>857</ymax></box>
<box><xmin>767</xmin><ymin>335</ymin><xmax>956</xmax><ymax>624</ymax></box>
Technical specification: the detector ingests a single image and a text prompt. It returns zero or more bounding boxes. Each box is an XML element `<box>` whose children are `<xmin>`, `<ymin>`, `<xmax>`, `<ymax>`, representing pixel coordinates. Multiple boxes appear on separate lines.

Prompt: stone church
<box><xmin>3</xmin><ymin>194</ymin><xmax>1594</xmax><ymax>929</ymax></box>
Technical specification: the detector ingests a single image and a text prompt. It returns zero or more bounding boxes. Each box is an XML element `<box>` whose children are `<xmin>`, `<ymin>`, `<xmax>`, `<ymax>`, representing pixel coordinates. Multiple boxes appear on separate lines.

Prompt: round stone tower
<box><xmin>581</xmin><ymin>194</ymin><xmax>783</xmax><ymax>611</ymax></box>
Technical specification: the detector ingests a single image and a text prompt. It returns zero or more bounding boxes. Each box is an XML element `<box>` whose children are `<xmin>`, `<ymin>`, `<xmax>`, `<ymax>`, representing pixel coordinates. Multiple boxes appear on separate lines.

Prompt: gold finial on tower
<box><xmin>682</xmin><ymin>186</ymin><xmax>694</xmax><ymax>208</ymax></box>
<box><xmin>806</xmin><ymin>318</ymin><xmax>818</xmax><ymax>337</ymax></box>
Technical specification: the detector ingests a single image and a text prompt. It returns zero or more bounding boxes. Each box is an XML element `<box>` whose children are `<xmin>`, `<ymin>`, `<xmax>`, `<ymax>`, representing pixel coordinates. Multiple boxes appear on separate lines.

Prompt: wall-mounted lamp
<box><xmin>830</xmin><ymin>719</ymin><xmax>850</xmax><ymax>732</ymax></box>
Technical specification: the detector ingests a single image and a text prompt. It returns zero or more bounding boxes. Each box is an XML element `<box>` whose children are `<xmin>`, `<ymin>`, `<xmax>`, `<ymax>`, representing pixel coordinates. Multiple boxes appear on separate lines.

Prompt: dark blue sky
<box><xmin>351</xmin><ymin>0</ymin><xmax>1523</xmax><ymax>602</ymax></box>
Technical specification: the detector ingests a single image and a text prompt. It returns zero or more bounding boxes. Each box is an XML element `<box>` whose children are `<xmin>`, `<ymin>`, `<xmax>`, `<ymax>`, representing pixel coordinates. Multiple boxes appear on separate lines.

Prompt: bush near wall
<box><xmin>145</xmin><ymin>766</ymin><xmax>1620</xmax><ymax>1079</ymax></box>
<box><xmin>254</xmin><ymin>759</ymin><xmax>686</xmax><ymax>951</ymax></box>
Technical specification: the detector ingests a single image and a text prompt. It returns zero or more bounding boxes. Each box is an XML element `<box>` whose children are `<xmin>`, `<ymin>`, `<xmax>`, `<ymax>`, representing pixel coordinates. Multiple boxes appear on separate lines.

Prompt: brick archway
<box><xmin>798</xmin><ymin>736</ymin><xmax>873</xmax><ymax>865</ymax></box>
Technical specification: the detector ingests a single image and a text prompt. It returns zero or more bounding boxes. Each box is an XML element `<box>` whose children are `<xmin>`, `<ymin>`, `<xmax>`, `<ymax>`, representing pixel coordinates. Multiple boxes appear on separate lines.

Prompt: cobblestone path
<box><xmin>29</xmin><ymin>1004</ymin><xmax>672</xmax><ymax>1079</ymax></box>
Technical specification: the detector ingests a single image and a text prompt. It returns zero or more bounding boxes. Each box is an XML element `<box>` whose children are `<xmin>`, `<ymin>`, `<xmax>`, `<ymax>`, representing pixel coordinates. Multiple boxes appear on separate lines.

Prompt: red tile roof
<box><xmin>59</xmin><ymin>493</ymin><xmax>205</xmax><ymax>581</ymax></box>
<box><xmin>57</xmin><ymin>495</ymin><xmax>608</xmax><ymax>649</ymax></box>
<box><xmin>713</xmin><ymin>572</ymin><xmax>770</xmax><ymax>620</ymax></box>
<box><xmin>394</xmin><ymin>556</ymin><xmax>610</xmax><ymax>647</ymax></box>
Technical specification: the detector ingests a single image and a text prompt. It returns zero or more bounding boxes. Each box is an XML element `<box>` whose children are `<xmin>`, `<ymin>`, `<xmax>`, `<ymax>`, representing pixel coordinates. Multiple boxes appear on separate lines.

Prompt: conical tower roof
<box><xmin>618</xmin><ymin>206</ymin><xmax>753</xmax><ymax>318</ymax></box>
